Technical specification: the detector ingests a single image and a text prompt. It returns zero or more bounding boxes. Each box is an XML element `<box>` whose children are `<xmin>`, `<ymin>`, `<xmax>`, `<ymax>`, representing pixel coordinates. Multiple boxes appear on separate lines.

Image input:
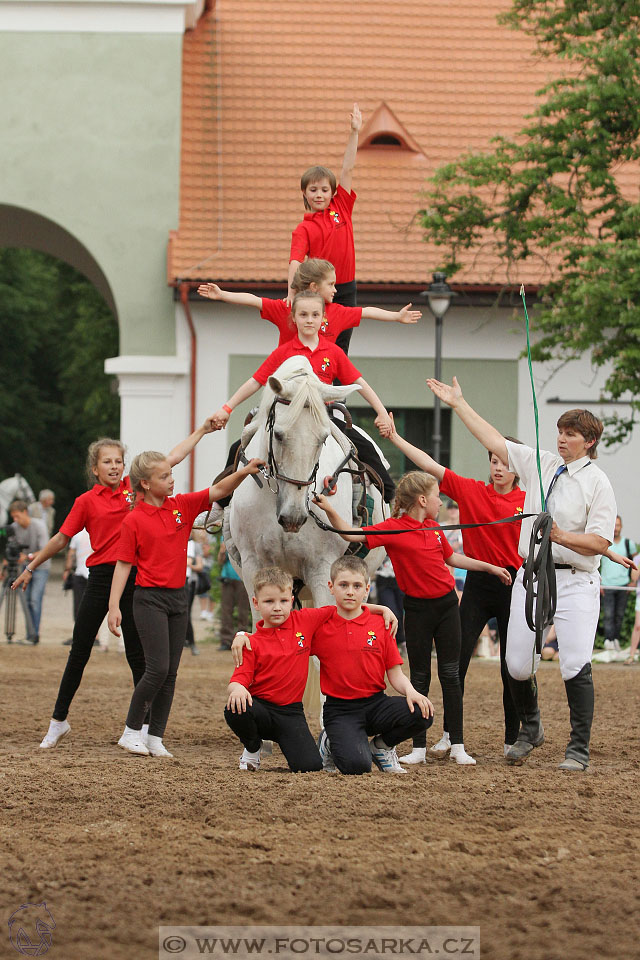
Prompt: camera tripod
<box><xmin>0</xmin><ymin>561</ymin><xmax>35</xmax><ymax>643</ymax></box>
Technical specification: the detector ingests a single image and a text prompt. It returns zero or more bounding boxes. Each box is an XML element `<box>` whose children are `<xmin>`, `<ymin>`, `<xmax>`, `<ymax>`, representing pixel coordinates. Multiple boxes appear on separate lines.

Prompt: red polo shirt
<box><xmin>364</xmin><ymin>515</ymin><xmax>455</xmax><ymax>599</ymax></box>
<box><xmin>289</xmin><ymin>185</ymin><xmax>356</xmax><ymax>284</ymax></box>
<box><xmin>260</xmin><ymin>298</ymin><xmax>362</xmax><ymax>346</ymax></box>
<box><xmin>229</xmin><ymin>607</ymin><xmax>336</xmax><ymax>705</ymax></box>
<box><xmin>117</xmin><ymin>489</ymin><xmax>210</xmax><ymax>588</ymax></box>
<box><xmin>440</xmin><ymin>469</ymin><xmax>524</xmax><ymax>569</ymax></box>
<box><xmin>253</xmin><ymin>335</ymin><xmax>361</xmax><ymax>386</ymax></box>
<box><xmin>310</xmin><ymin>608</ymin><xmax>402</xmax><ymax>699</ymax></box>
<box><xmin>60</xmin><ymin>477</ymin><xmax>136</xmax><ymax>567</ymax></box>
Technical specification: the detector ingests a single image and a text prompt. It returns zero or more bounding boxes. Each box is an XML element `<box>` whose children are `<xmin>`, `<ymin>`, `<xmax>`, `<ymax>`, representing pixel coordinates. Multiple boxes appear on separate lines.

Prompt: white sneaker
<box><xmin>399</xmin><ymin>747</ymin><xmax>426</xmax><ymax>764</ymax></box>
<box><xmin>613</xmin><ymin>639</ymin><xmax>621</xmax><ymax>653</ymax></box>
<box><xmin>239</xmin><ymin>747</ymin><xmax>261</xmax><ymax>771</ymax></box>
<box><xmin>604</xmin><ymin>639</ymin><xmax>614</xmax><ymax>650</ymax></box>
<box><xmin>450</xmin><ymin>743</ymin><xmax>476</xmax><ymax>765</ymax></box>
<box><xmin>370</xmin><ymin>738</ymin><xmax>407</xmax><ymax>774</ymax></box>
<box><xmin>429</xmin><ymin>733</ymin><xmax>451</xmax><ymax>758</ymax></box>
<box><xmin>147</xmin><ymin>735</ymin><xmax>173</xmax><ymax>758</ymax></box>
<box><xmin>317</xmin><ymin>730</ymin><xmax>337</xmax><ymax>772</ymax></box>
<box><xmin>118</xmin><ymin>728</ymin><xmax>149</xmax><ymax>756</ymax></box>
<box><xmin>39</xmin><ymin>719</ymin><xmax>70</xmax><ymax>749</ymax></box>
<box><xmin>199</xmin><ymin>610</ymin><xmax>210</xmax><ymax>621</ymax></box>
<box><xmin>141</xmin><ymin>723</ymin><xmax>149</xmax><ymax>744</ymax></box>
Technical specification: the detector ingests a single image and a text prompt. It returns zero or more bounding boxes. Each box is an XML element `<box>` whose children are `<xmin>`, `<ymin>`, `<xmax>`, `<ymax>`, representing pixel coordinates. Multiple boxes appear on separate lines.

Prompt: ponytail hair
<box><xmin>129</xmin><ymin>451</ymin><xmax>167</xmax><ymax>495</ymax></box>
<box><xmin>291</xmin><ymin>258</ymin><xmax>335</xmax><ymax>295</ymax></box>
<box><xmin>392</xmin><ymin>471</ymin><xmax>438</xmax><ymax>518</ymax></box>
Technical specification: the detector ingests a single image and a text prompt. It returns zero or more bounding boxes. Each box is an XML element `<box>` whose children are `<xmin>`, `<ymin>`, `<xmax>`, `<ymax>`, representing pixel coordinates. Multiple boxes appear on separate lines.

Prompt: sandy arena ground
<box><xmin>1</xmin><ymin>563</ymin><xmax>639</xmax><ymax>960</ymax></box>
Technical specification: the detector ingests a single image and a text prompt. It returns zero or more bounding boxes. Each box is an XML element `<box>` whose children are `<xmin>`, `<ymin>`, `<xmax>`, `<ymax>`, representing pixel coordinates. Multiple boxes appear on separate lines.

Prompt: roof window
<box><xmin>359</xmin><ymin>102</ymin><xmax>422</xmax><ymax>152</ymax></box>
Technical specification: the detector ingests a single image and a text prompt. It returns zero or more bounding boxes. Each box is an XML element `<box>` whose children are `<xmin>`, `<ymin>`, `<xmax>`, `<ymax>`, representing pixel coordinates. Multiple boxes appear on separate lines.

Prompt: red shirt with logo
<box><xmin>439</xmin><ymin>469</ymin><xmax>524</xmax><ymax>569</ymax></box>
<box><xmin>252</xmin><ymin>335</ymin><xmax>361</xmax><ymax>386</ymax></box>
<box><xmin>363</xmin><ymin>515</ymin><xmax>455</xmax><ymax>599</ymax></box>
<box><xmin>116</xmin><ymin>489</ymin><xmax>210</xmax><ymax>588</ymax></box>
<box><xmin>260</xmin><ymin>298</ymin><xmax>362</xmax><ymax>346</ymax></box>
<box><xmin>60</xmin><ymin>477</ymin><xmax>136</xmax><ymax>567</ymax></box>
<box><xmin>230</xmin><ymin>607</ymin><xmax>336</xmax><ymax>705</ymax></box>
<box><xmin>289</xmin><ymin>185</ymin><xmax>356</xmax><ymax>284</ymax></box>
<box><xmin>310</xmin><ymin>608</ymin><xmax>402</xmax><ymax>699</ymax></box>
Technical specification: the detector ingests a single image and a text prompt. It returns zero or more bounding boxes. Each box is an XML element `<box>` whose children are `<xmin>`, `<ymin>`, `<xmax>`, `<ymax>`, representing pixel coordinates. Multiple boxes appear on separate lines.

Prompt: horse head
<box><xmin>258</xmin><ymin>357</ymin><xmax>360</xmax><ymax>533</ymax></box>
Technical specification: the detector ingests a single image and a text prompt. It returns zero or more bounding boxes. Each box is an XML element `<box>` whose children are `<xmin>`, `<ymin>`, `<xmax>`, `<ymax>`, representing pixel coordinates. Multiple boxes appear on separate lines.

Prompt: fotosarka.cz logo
<box><xmin>159</xmin><ymin>925</ymin><xmax>480</xmax><ymax>960</ymax></box>
<box><xmin>8</xmin><ymin>902</ymin><xmax>56</xmax><ymax>956</ymax></box>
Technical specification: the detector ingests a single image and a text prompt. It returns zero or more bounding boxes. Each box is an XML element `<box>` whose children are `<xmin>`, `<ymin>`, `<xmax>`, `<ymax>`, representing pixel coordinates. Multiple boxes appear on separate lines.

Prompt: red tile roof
<box><xmin>168</xmin><ymin>0</ymin><xmax>636</xmax><ymax>289</ymax></box>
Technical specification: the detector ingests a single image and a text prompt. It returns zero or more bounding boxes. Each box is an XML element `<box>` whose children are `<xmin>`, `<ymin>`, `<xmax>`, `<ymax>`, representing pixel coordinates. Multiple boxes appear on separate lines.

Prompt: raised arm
<box><xmin>209</xmin><ymin>458</ymin><xmax>265</xmax><ymax>503</ymax></box>
<box><xmin>339</xmin><ymin>102</ymin><xmax>362</xmax><ymax>194</ymax></box>
<box><xmin>360</xmin><ymin>304</ymin><xmax>420</xmax><ymax>325</ymax></box>
<box><xmin>426</xmin><ymin>376</ymin><xmax>508</xmax><ymax>465</ymax></box>
<box><xmin>387</xmin><ymin>412</ymin><xmax>444</xmax><ymax>481</ymax></box>
<box><xmin>197</xmin><ymin>283</ymin><xmax>262</xmax><ymax>311</ymax></box>
<box><xmin>167</xmin><ymin>417</ymin><xmax>220</xmax><ymax>468</ymax></box>
<box><xmin>312</xmin><ymin>494</ymin><xmax>365</xmax><ymax>543</ymax></box>
<box><xmin>287</xmin><ymin>261</ymin><xmax>302</xmax><ymax>305</ymax></box>
<box><xmin>210</xmin><ymin>378</ymin><xmax>262</xmax><ymax>429</ymax></box>
<box><xmin>356</xmin><ymin>377</ymin><xmax>392</xmax><ymax>437</ymax></box>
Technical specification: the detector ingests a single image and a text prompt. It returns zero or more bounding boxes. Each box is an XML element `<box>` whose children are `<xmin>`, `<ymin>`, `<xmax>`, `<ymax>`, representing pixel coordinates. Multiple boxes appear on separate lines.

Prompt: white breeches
<box><xmin>506</xmin><ymin>566</ymin><xmax>600</xmax><ymax>681</ymax></box>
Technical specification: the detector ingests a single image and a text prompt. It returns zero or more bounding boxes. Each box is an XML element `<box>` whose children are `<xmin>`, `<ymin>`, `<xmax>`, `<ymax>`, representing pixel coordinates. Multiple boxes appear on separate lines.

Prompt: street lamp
<box><xmin>425</xmin><ymin>272</ymin><xmax>455</xmax><ymax>463</ymax></box>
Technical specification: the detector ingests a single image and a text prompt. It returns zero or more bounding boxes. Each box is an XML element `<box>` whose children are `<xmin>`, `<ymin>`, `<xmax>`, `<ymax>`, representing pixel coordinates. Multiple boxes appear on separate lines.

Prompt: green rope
<box><xmin>520</xmin><ymin>284</ymin><xmax>546</xmax><ymax>510</ymax></box>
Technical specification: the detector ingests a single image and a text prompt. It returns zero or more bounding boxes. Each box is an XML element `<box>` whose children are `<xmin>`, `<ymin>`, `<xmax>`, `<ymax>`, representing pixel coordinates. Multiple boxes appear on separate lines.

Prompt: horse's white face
<box><xmin>272</xmin><ymin>401</ymin><xmax>329</xmax><ymax>533</ymax></box>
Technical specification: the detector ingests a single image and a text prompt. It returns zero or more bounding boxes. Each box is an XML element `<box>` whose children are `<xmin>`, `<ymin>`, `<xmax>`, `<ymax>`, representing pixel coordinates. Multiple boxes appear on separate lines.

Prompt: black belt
<box><xmin>554</xmin><ymin>563</ymin><xmax>573</xmax><ymax>570</ymax></box>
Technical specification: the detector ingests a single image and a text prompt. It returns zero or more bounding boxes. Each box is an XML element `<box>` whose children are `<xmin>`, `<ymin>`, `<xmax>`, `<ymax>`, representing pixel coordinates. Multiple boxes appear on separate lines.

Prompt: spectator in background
<box><xmin>444</xmin><ymin>501</ymin><xmax>466</xmax><ymax>599</ymax></box>
<box><xmin>194</xmin><ymin>529</ymin><xmax>216</xmax><ymax>622</ymax></box>
<box><xmin>218</xmin><ymin>539</ymin><xmax>250</xmax><ymax>651</ymax></box>
<box><xmin>541</xmin><ymin>624</ymin><xmax>560</xmax><ymax>661</ymax></box>
<box><xmin>375</xmin><ymin>554</ymin><xmax>405</xmax><ymax>653</ymax></box>
<box><xmin>8</xmin><ymin>499</ymin><xmax>49</xmax><ymax>643</ymax></box>
<box><xmin>599</xmin><ymin>515</ymin><xmax>636</xmax><ymax>652</ymax></box>
<box><xmin>29</xmin><ymin>489</ymin><xmax>56</xmax><ymax>536</ymax></box>
<box><xmin>185</xmin><ymin>533</ymin><xmax>204</xmax><ymax>656</ymax></box>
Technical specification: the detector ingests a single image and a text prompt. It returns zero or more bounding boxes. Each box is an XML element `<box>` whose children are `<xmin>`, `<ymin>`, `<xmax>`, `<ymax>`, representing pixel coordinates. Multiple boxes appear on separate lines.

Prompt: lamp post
<box><xmin>425</xmin><ymin>272</ymin><xmax>455</xmax><ymax>463</ymax></box>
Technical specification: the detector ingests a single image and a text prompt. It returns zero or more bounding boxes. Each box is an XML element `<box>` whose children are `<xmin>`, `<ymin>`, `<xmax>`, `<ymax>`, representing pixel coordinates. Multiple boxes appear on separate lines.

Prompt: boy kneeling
<box><xmin>228</xmin><ymin>559</ymin><xmax>433</xmax><ymax>775</ymax></box>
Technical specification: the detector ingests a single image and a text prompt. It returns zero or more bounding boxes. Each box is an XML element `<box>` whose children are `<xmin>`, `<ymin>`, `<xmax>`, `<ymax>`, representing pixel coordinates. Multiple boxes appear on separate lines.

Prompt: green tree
<box><xmin>418</xmin><ymin>0</ymin><xmax>640</xmax><ymax>441</ymax></box>
<box><xmin>0</xmin><ymin>248</ymin><xmax>119</xmax><ymax>523</ymax></box>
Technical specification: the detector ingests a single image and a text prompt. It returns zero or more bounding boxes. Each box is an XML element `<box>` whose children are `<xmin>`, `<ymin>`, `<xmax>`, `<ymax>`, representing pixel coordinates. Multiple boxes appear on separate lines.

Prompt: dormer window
<box><xmin>359</xmin><ymin>102</ymin><xmax>422</xmax><ymax>153</ymax></box>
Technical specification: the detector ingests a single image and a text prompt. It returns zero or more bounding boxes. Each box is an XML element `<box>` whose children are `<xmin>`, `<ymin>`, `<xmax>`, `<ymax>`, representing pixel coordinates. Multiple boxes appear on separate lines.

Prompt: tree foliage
<box><xmin>418</xmin><ymin>0</ymin><xmax>640</xmax><ymax>441</ymax></box>
<box><xmin>0</xmin><ymin>248</ymin><xmax>119</xmax><ymax>523</ymax></box>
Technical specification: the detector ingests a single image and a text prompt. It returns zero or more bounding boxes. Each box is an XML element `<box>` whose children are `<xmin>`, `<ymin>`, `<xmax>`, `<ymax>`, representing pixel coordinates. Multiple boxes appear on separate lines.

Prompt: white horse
<box><xmin>223</xmin><ymin>357</ymin><xmax>387</xmax><ymax>610</ymax></box>
<box><xmin>0</xmin><ymin>474</ymin><xmax>35</xmax><ymax>526</ymax></box>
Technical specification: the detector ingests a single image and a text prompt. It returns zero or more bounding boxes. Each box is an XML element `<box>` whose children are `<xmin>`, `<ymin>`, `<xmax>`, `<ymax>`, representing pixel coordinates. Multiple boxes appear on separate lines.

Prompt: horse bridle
<box><xmin>264</xmin><ymin>396</ymin><xmax>320</xmax><ymax>491</ymax></box>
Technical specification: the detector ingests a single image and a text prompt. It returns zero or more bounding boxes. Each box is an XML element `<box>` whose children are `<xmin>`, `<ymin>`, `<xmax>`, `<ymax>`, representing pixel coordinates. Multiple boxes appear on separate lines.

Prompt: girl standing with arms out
<box><xmin>197</xmin><ymin>258</ymin><xmax>420</xmax><ymax>349</ymax></box>
<box><xmin>108</xmin><ymin>451</ymin><xmax>263</xmax><ymax>757</ymax></box>
<box><xmin>313</xmin><ymin>472</ymin><xmax>512</xmax><ymax>765</ymax></box>
<box><xmin>13</xmin><ymin>422</ymin><xmax>218</xmax><ymax>750</ymax></box>
<box><xmin>386</xmin><ymin>418</ymin><xmax>525</xmax><ymax>760</ymax></box>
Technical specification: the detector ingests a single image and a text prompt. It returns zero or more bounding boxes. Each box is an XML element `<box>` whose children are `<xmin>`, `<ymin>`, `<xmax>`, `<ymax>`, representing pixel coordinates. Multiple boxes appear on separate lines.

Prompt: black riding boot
<box><xmin>559</xmin><ymin>662</ymin><xmax>593</xmax><ymax>771</ymax></box>
<box><xmin>505</xmin><ymin>674</ymin><xmax>544</xmax><ymax>764</ymax></box>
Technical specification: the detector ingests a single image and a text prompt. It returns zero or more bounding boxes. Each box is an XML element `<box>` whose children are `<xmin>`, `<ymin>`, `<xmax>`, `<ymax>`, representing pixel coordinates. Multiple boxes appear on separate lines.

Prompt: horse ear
<box><xmin>318</xmin><ymin>383</ymin><xmax>362</xmax><ymax>403</ymax></box>
<box><xmin>268</xmin><ymin>376</ymin><xmax>284</xmax><ymax>394</ymax></box>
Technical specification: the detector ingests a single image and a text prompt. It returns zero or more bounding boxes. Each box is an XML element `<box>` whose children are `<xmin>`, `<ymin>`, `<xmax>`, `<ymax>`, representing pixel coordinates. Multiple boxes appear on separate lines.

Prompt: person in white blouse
<box><xmin>427</xmin><ymin>376</ymin><xmax>617</xmax><ymax>771</ymax></box>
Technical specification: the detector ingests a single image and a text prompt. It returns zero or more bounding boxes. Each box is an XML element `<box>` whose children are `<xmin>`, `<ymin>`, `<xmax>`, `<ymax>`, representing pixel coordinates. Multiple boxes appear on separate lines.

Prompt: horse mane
<box><xmin>256</xmin><ymin>356</ymin><xmax>329</xmax><ymax>432</ymax></box>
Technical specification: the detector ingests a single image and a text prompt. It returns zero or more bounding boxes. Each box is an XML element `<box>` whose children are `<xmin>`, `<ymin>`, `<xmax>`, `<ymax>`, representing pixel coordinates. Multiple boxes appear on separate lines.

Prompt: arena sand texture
<box><xmin>2</xmin><ymin>629</ymin><xmax>639</xmax><ymax>960</ymax></box>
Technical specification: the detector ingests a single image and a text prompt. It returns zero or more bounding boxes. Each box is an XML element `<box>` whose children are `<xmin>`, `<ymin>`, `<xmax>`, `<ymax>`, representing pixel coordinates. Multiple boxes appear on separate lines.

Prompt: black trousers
<box><xmin>333</xmin><ymin>279</ymin><xmax>357</xmax><ymax>356</ymax></box>
<box><xmin>185</xmin><ymin>577</ymin><xmax>197</xmax><ymax>648</ymax></box>
<box><xmin>126</xmin><ymin>586</ymin><xmax>188</xmax><ymax>737</ymax></box>
<box><xmin>71</xmin><ymin>574</ymin><xmax>88</xmax><ymax>621</ymax></box>
<box><xmin>53</xmin><ymin>564</ymin><xmax>145</xmax><ymax>721</ymax></box>
<box><xmin>224</xmin><ymin>697</ymin><xmax>322</xmax><ymax>773</ymax></box>
<box><xmin>323</xmin><ymin>690</ymin><xmax>430</xmax><ymax>775</ymax></box>
<box><xmin>446</xmin><ymin>569</ymin><xmax>520</xmax><ymax>745</ymax></box>
<box><xmin>403</xmin><ymin>590</ymin><xmax>463</xmax><ymax>747</ymax></box>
